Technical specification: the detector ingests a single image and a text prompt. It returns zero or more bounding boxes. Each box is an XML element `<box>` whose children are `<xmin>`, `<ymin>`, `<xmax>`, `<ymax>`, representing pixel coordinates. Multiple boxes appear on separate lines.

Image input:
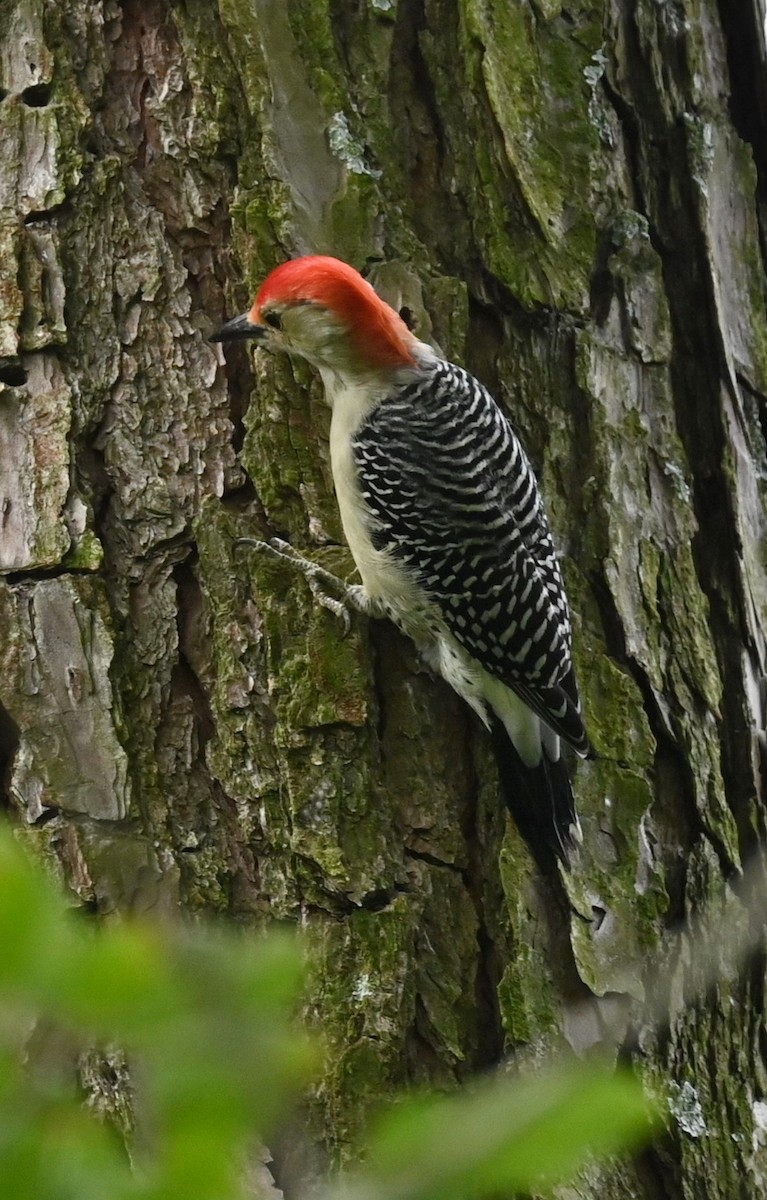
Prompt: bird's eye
<box><xmin>264</xmin><ymin>310</ymin><xmax>282</xmax><ymax>330</ymax></box>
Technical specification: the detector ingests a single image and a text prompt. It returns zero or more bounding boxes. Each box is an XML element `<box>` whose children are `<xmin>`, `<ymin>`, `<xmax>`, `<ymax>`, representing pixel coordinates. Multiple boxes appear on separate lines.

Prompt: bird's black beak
<box><xmin>209</xmin><ymin>313</ymin><xmax>267</xmax><ymax>343</ymax></box>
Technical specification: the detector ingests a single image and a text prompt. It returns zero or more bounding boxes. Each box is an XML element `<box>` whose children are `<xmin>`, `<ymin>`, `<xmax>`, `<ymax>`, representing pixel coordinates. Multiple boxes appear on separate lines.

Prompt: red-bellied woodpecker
<box><xmin>211</xmin><ymin>256</ymin><xmax>588</xmax><ymax>867</ymax></box>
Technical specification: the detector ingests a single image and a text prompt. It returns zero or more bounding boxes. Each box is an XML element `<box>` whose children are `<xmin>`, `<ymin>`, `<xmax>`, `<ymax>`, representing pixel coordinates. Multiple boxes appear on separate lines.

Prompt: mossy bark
<box><xmin>1</xmin><ymin>0</ymin><xmax>767</xmax><ymax>1194</ymax></box>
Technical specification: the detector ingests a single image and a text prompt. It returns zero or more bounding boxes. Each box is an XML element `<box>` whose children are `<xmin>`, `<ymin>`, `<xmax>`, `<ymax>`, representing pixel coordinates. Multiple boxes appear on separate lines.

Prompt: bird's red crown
<box><xmin>251</xmin><ymin>256</ymin><xmax>416</xmax><ymax>371</ymax></box>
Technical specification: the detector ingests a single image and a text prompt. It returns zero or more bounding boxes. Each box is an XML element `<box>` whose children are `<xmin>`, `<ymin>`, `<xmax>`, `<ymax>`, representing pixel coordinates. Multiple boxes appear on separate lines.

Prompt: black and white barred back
<box><xmin>352</xmin><ymin>358</ymin><xmax>588</xmax><ymax>757</ymax></box>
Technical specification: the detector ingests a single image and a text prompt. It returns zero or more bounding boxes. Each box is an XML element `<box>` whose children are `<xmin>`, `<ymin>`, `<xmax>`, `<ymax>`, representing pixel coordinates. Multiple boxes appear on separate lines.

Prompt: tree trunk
<box><xmin>2</xmin><ymin>0</ymin><xmax>767</xmax><ymax>1194</ymax></box>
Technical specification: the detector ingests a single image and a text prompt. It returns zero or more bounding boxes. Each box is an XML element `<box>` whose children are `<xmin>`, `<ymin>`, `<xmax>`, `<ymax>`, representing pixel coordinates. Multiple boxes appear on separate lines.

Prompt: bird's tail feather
<box><xmin>490</xmin><ymin>717</ymin><xmax>579</xmax><ymax>872</ymax></box>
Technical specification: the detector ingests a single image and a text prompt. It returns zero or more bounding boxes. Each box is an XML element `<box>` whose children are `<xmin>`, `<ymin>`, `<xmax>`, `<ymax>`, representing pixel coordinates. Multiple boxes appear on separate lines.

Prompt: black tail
<box><xmin>490</xmin><ymin>718</ymin><xmax>580</xmax><ymax>873</ymax></box>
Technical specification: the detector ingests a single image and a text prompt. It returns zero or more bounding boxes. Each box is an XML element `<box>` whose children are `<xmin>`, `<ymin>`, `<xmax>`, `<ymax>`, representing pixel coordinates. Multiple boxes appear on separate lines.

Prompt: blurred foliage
<box><xmin>0</xmin><ymin>830</ymin><xmax>311</xmax><ymax>1200</ymax></box>
<box><xmin>336</xmin><ymin>1062</ymin><xmax>654</xmax><ymax>1200</ymax></box>
<box><xmin>0</xmin><ymin>830</ymin><xmax>655</xmax><ymax>1199</ymax></box>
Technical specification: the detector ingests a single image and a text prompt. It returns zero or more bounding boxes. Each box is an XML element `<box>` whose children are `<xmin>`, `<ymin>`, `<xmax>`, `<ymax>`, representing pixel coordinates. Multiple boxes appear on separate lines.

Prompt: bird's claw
<box><xmin>235</xmin><ymin>536</ymin><xmax>356</xmax><ymax>636</ymax></box>
<box><xmin>307</xmin><ymin>575</ymin><xmax>352</xmax><ymax>637</ymax></box>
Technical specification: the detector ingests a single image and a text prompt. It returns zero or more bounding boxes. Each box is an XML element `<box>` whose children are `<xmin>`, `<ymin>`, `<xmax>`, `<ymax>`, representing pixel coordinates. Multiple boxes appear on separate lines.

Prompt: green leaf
<box><xmin>0</xmin><ymin>835</ymin><xmax>75</xmax><ymax>999</ymax></box>
<box><xmin>0</xmin><ymin>829</ymin><xmax>313</xmax><ymax>1200</ymax></box>
<box><xmin>351</xmin><ymin>1061</ymin><xmax>655</xmax><ymax>1200</ymax></box>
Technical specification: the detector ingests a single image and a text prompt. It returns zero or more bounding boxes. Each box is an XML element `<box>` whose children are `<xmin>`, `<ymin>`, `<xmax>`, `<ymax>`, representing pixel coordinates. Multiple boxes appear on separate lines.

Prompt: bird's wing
<box><xmin>353</xmin><ymin>360</ymin><xmax>587</xmax><ymax>755</ymax></box>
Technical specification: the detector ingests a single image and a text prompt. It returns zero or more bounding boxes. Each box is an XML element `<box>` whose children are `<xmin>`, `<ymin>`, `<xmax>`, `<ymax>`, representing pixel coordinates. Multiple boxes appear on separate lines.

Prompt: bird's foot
<box><xmin>236</xmin><ymin>537</ymin><xmax>367</xmax><ymax>636</ymax></box>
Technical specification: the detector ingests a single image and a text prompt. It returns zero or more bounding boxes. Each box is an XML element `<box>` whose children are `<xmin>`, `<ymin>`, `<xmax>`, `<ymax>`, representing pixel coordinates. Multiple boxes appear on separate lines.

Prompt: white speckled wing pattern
<box><xmin>352</xmin><ymin>358</ymin><xmax>587</xmax><ymax>757</ymax></box>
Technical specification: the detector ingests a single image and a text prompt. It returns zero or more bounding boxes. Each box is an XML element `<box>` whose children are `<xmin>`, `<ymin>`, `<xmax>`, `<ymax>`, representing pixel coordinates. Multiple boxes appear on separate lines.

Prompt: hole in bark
<box><xmin>399</xmin><ymin>305</ymin><xmax>416</xmax><ymax>331</ymax></box>
<box><xmin>31</xmin><ymin>806</ymin><xmax>60</xmax><ymax>827</ymax></box>
<box><xmin>21</xmin><ymin>82</ymin><xmax>51</xmax><ymax>107</ymax></box>
<box><xmin>0</xmin><ymin>88</ymin><xmax>8</xmax><ymax>102</ymax></box>
<box><xmin>0</xmin><ymin>365</ymin><xmax>27</xmax><ymax>387</ymax></box>
<box><xmin>359</xmin><ymin>886</ymin><xmax>403</xmax><ymax>911</ymax></box>
<box><xmin>172</xmin><ymin>555</ymin><xmax>216</xmax><ymax>751</ymax></box>
<box><xmin>591</xmin><ymin>904</ymin><xmax>607</xmax><ymax>931</ymax></box>
<box><xmin>221</xmin><ymin>477</ymin><xmax>257</xmax><ymax>509</ymax></box>
<box><xmin>0</xmin><ymin>699</ymin><xmax>20</xmax><ymax>812</ymax></box>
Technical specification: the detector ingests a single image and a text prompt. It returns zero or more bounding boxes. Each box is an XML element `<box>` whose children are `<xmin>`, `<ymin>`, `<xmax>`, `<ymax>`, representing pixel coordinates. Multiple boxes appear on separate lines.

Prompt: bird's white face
<box><xmin>257</xmin><ymin>301</ymin><xmax>366</xmax><ymax>378</ymax></box>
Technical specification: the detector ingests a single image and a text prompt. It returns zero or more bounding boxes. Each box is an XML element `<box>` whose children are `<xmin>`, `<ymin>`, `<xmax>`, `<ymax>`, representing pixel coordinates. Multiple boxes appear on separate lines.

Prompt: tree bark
<box><xmin>1</xmin><ymin>0</ymin><xmax>767</xmax><ymax>1194</ymax></box>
